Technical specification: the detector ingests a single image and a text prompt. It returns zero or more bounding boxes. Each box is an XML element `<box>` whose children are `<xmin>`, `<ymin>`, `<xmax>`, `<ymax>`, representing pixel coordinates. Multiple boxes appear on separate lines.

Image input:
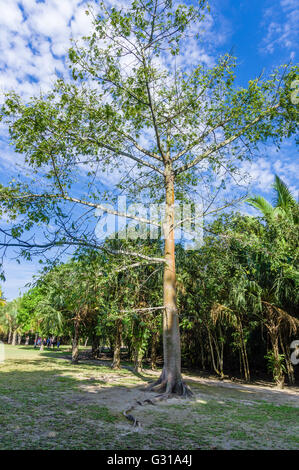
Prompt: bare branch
<box><xmin>116</xmin><ymin>259</ymin><xmax>164</xmax><ymax>272</ymax></box>
<box><xmin>120</xmin><ymin>306</ymin><xmax>165</xmax><ymax>313</ymax></box>
<box><xmin>67</xmin><ymin>132</ymin><xmax>165</xmax><ymax>175</ymax></box>
<box><xmin>6</xmin><ymin>193</ymin><xmax>160</xmax><ymax>227</ymax></box>
<box><xmin>174</xmin><ymin>106</ymin><xmax>279</xmax><ymax>175</ymax></box>
<box><xmin>103</xmin><ymin>247</ymin><xmax>165</xmax><ymax>264</ymax></box>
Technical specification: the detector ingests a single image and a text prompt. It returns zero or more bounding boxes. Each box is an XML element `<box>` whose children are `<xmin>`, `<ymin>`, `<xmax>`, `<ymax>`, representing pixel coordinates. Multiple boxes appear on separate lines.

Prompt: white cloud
<box><xmin>262</xmin><ymin>0</ymin><xmax>299</xmax><ymax>57</ymax></box>
<box><xmin>0</xmin><ymin>0</ymin><xmax>93</xmax><ymax>101</ymax></box>
<box><xmin>0</xmin><ymin>2</ymin><xmax>24</xmax><ymax>30</ymax></box>
<box><xmin>239</xmin><ymin>143</ymin><xmax>299</xmax><ymax>197</ymax></box>
<box><xmin>241</xmin><ymin>158</ymin><xmax>274</xmax><ymax>191</ymax></box>
<box><xmin>0</xmin><ymin>0</ymin><xmax>231</xmax><ymax>103</ymax></box>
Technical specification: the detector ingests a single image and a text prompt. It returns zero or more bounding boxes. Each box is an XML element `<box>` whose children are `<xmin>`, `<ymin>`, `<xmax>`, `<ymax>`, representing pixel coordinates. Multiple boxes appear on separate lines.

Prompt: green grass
<box><xmin>0</xmin><ymin>345</ymin><xmax>298</xmax><ymax>450</ymax></box>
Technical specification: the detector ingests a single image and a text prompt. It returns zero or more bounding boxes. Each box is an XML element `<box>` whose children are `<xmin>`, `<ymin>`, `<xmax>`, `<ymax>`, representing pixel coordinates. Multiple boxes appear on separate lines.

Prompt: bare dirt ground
<box><xmin>76</xmin><ymin>365</ymin><xmax>299</xmax><ymax>409</ymax></box>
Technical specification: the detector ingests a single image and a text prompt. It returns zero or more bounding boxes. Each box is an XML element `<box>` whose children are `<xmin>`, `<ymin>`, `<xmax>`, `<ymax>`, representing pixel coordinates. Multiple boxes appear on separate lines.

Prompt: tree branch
<box><xmin>174</xmin><ymin>106</ymin><xmax>279</xmax><ymax>175</ymax></box>
<box><xmin>6</xmin><ymin>193</ymin><xmax>160</xmax><ymax>227</ymax></box>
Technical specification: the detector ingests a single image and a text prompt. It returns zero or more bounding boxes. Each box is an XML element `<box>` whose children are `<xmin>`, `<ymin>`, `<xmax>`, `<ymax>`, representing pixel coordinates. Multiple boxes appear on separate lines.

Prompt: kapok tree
<box><xmin>0</xmin><ymin>0</ymin><xmax>298</xmax><ymax>394</ymax></box>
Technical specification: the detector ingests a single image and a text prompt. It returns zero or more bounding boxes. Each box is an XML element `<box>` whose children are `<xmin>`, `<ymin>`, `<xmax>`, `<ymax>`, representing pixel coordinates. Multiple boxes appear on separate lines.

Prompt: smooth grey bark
<box><xmin>72</xmin><ymin>322</ymin><xmax>79</xmax><ymax>364</ymax></box>
<box><xmin>112</xmin><ymin>319</ymin><xmax>122</xmax><ymax>369</ymax></box>
<box><xmin>12</xmin><ymin>330</ymin><xmax>17</xmax><ymax>346</ymax></box>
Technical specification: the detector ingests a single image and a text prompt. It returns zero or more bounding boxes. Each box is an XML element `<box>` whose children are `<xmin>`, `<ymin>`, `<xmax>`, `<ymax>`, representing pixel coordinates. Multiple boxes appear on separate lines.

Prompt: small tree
<box><xmin>248</xmin><ymin>174</ymin><xmax>299</xmax><ymax>224</ymax></box>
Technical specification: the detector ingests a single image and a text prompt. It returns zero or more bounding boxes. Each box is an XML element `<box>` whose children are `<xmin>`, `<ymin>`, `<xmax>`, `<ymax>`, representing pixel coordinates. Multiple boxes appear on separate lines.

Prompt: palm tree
<box><xmin>0</xmin><ymin>299</ymin><xmax>22</xmax><ymax>344</ymax></box>
<box><xmin>0</xmin><ymin>287</ymin><xmax>5</xmax><ymax>307</ymax></box>
<box><xmin>247</xmin><ymin>175</ymin><xmax>298</xmax><ymax>224</ymax></box>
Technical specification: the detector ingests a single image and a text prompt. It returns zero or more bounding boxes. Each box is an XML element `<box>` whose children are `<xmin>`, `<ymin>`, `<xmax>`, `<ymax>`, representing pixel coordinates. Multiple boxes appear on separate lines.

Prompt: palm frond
<box><xmin>247</xmin><ymin>196</ymin><xmax>275</xmax><ymax>219</ymax></box>
<box><xmin>210</xmin><ymin>303</ymin><xmax>238</xmax><ymax>327</ymax></box>
<box><xmin>273</xmin><ymin>174</ymin><xmax>296</xmax><ymax>210</ymax></box>
<box><xmin>262</xmin><ymin>301</ymin><xmax>299</xmax><ymax>335</ymax></box>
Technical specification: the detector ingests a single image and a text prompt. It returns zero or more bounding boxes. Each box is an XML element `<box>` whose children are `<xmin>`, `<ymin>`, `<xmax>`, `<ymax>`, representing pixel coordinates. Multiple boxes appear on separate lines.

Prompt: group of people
<box><xmin>34</xmin><ymin>336</ymin><xmax>61</xmax><ymax>349</ymax></box>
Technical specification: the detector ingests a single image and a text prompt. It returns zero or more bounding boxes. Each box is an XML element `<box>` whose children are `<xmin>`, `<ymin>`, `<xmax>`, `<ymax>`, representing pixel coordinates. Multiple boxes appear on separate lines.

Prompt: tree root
<box><xmin>146</xmin><ymin>380</ymin><xmax>168</xmax><ymax>393</ymax></box>
<box><xmin>123</xmin><ymin>379</ymin><xmax>193</xmax><ymax>427</ymax></box>
<box><xmin>146</xmin><ymin>377</ymin><xmax>193</xmax><ymax>397</ymax></box>
<box><xmin>123</xmin><ymin>404</ymin><xmax>141</xmax><ymax>428</ymax></box>
<box><xmin>123</xmin><ymin>393</ymin><xmax>170</xmax><ymax>427</ymax></box>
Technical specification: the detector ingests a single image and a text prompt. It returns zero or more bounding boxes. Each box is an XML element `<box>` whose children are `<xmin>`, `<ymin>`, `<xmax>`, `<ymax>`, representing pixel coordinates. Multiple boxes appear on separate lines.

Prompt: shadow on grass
<box><xmin>5</xmin><ymin>345</ymin><xmax>299</xmax><ymax>401</ymax></box>
<box><xmin>0</xmin><ymin>350</ymin><xmax>187</xmax><ymax>451</ymax></box>
<box><xmin>1</xmin><ymin>347</ymin><xmax>299</xmax><ymax>450</ymax></box>
<box><xmin>129</xmin><ymin>369</ymin><xmax>153</xmax><ymax>383</ymax></box>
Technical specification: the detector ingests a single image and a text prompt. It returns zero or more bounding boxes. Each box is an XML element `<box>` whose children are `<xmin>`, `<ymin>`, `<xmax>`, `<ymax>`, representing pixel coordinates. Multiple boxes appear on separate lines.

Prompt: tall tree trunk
<box><xmin>112</xmin><ymin>319</ymin><xmax>122</xmax><ymax>369</ymax></box>
<box><xmin>25</xmin><ymin>335</ymin><xmax>30</xmax><ymax>345</ymax></box>
<box><xmin>200</xmin><ymin>329</ymin><xmax>206</xmax><ymax>371</ymax></box>
<box><xmin>151</xmin><ymin>331</ymin><xmax>159</xmax><ymax>370</ymax></box>
<box><xmin>72</xmin><ymin>321</ymin><xmax>79</xmax><ymax>364</ymax></box>
<box><xmin>238</xmin><ymin>323</ymin><xmax>250</xmax><ymax>382</ymax></box>
<box><xmin>270</xmin><ymin>333</ymin><xmax>285</xmax><ymax>389</ymax></box>
<box><xmin>149</xmin><ymin>172</ymin><xmax>190</xmax><ymax>395</ymax></box>
<box><xmin>134</xmin><ymin>345</ymin><xmax>143</xmax><ymax>373</ymax></box>
<box><xmin>12</xmin><ymin>330</ymin><xmax>17</xmax><ymax>346</ymax></box>
<box><xmin>239</xmin><ymin>350</ymin><xmax>243</xmax><ymax>378</ymax></box>
<box><xmin>218</xmin><ymin>325</ymin><xmax>224</xmax><ymax>378</ymax></box>
<box><xmin>18</xmin><ymin>334</ymin><xmax>22</xmax><ymax>345</ymax></box>
<box><xmin>91</xmin><ymin>334</ymin><xmax>100</xmax><ymax>358</ymax></box>
<box><xmin>8</xmin><ymin>329</ymin><xmax>12</xmax><ymax>344</ymax></box>
<box><xmin>207</xmin><ymin>327</ymin><xmax>223</xmax><ymax>378</ymax></box>
<box><xmin>127</xmin><ymin>339</ymin><xmax>132</xmax><ymax>361</ymax></box>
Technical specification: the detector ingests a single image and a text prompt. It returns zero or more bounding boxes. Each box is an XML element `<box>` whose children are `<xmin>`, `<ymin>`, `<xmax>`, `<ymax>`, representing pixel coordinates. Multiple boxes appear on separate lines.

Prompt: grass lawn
<box><xmin>0</xmin><ymin>344</ymin><xmax>298</xmax><ymax>450</ymax></box>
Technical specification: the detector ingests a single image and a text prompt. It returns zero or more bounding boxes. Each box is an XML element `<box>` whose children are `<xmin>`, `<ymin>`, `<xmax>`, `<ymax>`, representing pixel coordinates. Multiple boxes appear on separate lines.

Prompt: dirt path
<box><xmin>74</xmin><ymin>361</ymin><xmax>299</xmax><ymax>408</ymax></box>
<box><xmin>184</xmin><ymin>373</ymin><xmax>299</xmax><ymax>407</ymax></box>
<box><xmin>68</xmin><ymin>365</ymin><xmax>299</xmax><ymax>427</ymax></box>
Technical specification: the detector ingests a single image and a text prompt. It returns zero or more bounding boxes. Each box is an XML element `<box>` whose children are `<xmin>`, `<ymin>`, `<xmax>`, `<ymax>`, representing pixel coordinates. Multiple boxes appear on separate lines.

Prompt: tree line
<box><xmin>1</xmin><ymin>176</ymin><xmax>298</xmax><ymax>388</ymax></box>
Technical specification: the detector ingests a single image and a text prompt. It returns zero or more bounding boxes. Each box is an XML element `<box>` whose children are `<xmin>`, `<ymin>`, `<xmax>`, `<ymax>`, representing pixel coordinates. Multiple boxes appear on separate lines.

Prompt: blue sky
<box><xmin>0</xmin><ymin>0</ymin><xmax>298</xmax><ymax>300</ymax></box>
